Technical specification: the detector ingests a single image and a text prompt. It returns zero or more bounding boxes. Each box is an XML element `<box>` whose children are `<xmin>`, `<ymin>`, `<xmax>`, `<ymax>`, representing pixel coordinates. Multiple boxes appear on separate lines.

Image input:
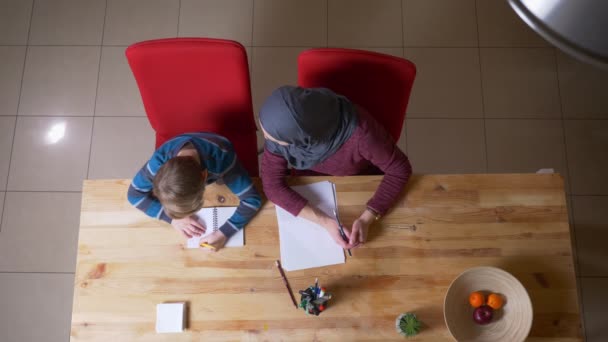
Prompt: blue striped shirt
<box><xmin>127</xmin><ymin>133</ymin><xmax>261</xmax><ymax>238</ymax></box>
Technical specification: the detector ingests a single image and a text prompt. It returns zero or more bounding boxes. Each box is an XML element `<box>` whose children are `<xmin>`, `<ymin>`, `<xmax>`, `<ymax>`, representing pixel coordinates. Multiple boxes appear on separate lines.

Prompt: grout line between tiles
<box><xmin>251</xmin><ymin>0</ymin><xmax>255</xmax><ymax>47</ymax></box>
<box><xmin>0</xmin><ymin>44</ymin><xmax>568</xmax><ymax>49</ymax></box>
<box><xmin>0</xmin><ymin>271</ymin><xmax>75</xmax><ymax>274</ymax></box>
<box><xmin>473</xmin><ymin>0</ymin><xmax>488</xmax><ymax>173</ymax></box>
<box><xmin>570</xmin><ymin>194</ymin><xmax>608</xmax><ymax>197</ymax></box>
<box><xmin>0</xmin><ymin>191</ymin><xmax>5</xmax><ymax>228</ymax></box>
<box><xmin>400</xmin><ymin>0</ymin><xmax>405</xmax><ymax>48</ymax></box>
<box><xmin>1</xmin><ymin>0</ymin><xmax>36</xmax><ymax>233</ymax></box>
<box><xmin>326</xmin><ymin>0</ymin><xmax>329</xmax><ymax>47</ymax></box>
<box><xmin>3</xmin><ymin>190</ymin><xmax>82</xmax><ymax>193</ymax></box>
<box><xmin>553</xmin><ymin>49</ymin><xmax>573</xmax><ymax>195</ymax></box>
<box><xmin>250</xmin><ymin>0</ymin><xmax>256</xmax><ymax>114</ymax></box>
<box><xmin>8</xmin><ymin>115</ymin><xmax>608</xmax><ymax>121</ymax></box>
<box><xmin>86</xmin><ymin>0</ymin><xmax>108</xmax><ymax>179</ymax></box>
<box><xmin>554</xmin><ymin>46</ymin><xmax>585</xmax><ymax>337</ymax></box>
<box><xmin>176</xmin><ymin>0</ymin><xmax>182</xmax><ymax>36</ymax></box>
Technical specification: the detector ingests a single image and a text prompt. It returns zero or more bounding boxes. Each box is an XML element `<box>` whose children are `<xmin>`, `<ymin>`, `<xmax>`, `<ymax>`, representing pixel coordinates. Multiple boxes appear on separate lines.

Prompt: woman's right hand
<box><xmin>324</xmin><ymin>219</ymin><xmax>357</xmax><ymax>249</ymax></box>
<box><xmin>171</xmin><ymin>216</ymin><xmax>206</xmax><ymax>238</ymax></box>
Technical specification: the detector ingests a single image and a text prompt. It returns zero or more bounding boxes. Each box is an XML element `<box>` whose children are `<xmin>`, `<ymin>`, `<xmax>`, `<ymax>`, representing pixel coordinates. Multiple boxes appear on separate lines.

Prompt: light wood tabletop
<box><xmin>71</xmin><ymin>174</ymin><xmax>581</xmax><ymax>341</ymax></box>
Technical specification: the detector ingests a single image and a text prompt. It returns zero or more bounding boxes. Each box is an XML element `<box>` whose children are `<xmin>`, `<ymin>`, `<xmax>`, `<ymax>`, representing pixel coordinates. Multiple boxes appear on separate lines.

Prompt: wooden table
<box><xmin>71</xmin><ymin>174</ymin><xmax>581</xmax><ymax>341</ymax></box>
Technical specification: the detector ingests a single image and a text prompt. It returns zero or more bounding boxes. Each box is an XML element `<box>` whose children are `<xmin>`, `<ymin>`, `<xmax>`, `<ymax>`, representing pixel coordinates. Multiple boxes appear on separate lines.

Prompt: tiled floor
<box><xmin>0</xmin><ymin>0</ymin><xmax>607</xmax><ymax>341</ymax></box>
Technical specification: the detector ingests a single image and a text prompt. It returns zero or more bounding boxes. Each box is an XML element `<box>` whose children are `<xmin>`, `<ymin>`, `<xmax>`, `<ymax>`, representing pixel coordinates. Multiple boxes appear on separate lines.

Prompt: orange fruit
<box><xmin>487</xmin><ymin>293</ymin><xmax>504</xmax><ymax>310</ymax></box>
<box><xmin>469</xmin><ymin>291</ymin><xmax>485</xmax><ymax>308</ymax></box>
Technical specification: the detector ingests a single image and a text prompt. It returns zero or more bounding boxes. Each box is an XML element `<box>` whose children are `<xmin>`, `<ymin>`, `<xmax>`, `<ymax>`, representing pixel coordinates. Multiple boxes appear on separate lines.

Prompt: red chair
<box><xmin>297</xmin><ymin>48</ymin><xmax>416</xmax><ymax>141</ymax></box>
<box><xmin>126</xmin><ymin>38</ymin><xmax>259</xmax><ymax>176</ymax></box>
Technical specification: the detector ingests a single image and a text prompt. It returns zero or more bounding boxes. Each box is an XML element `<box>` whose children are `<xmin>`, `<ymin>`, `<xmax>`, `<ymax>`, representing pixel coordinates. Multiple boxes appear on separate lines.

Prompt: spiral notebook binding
<box><xmin>212</xmin><ymin>207</ymin><xmax>218</xmax><ymax>232</ymax></box>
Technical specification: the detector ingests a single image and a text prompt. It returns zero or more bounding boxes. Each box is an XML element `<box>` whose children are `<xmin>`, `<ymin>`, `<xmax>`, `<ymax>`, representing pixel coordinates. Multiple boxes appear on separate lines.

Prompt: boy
<box><xmin>127</xmin><ymin>133</ymin><xmax>261</xmax><ymax>251</ymax></box>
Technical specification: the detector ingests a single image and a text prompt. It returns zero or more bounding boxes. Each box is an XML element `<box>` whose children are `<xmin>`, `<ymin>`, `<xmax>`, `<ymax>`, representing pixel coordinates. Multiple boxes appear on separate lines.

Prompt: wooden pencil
<box><xmin>275</xmin><ymin>260</ymin><xmax>298</xmax><ymax>308</ymax></box>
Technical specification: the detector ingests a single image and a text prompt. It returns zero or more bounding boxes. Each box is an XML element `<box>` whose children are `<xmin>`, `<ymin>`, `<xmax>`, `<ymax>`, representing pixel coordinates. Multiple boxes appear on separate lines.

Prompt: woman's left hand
<box><xmin>349</xmin><ymin>210</ymin><xmax>375</xmax><ymax>246</ymax></box>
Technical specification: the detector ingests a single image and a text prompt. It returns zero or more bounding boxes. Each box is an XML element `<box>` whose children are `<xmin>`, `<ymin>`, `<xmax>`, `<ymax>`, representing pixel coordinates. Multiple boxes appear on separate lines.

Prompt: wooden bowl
<box><xmin>444</xmin><ymin>267</ymin><xmax>533</xmax><ymax>342</ymax></box>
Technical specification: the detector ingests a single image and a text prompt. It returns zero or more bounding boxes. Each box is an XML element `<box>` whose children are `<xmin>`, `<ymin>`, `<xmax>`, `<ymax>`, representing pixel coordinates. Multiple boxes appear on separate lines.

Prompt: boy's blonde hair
<box><xmin>153</xmin><ymin>156</ymin><xmax>205</xmax><ymax>219</ymax></box>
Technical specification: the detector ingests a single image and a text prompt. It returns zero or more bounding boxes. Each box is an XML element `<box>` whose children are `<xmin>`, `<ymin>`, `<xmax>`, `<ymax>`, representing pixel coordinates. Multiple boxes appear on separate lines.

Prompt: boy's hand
<box><xmin>201</xmin><ymin>231</ymin><xmax>227</xmax><ymax>252</ymax></box>
<box><xmin>171</xmin><ymin>216</ymin><xmax>205</xmax><ymax>238</ymax></box>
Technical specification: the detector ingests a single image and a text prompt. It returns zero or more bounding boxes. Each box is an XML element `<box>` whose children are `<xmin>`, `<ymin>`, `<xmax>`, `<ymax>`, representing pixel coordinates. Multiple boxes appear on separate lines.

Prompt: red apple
<box><xmin>473</xmin><ymin>305</ymin><xmax>494</xmax><ymax>325</ymax></box>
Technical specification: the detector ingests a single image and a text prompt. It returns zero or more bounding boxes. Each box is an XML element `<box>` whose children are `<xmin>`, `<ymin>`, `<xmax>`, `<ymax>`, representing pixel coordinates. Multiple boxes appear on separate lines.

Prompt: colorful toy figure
<box><xmin>298</xmin><ymin>283</ymin><xmax>332</xmax><ymax>316</ymax></box>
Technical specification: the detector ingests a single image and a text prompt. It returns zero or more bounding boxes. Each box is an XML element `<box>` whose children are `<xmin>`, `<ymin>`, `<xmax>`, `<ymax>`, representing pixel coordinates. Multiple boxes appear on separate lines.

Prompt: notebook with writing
<box><xmin>186</xmin><ymin>206</ymin><xmax>243</xmax><ymax>248</ymax></box>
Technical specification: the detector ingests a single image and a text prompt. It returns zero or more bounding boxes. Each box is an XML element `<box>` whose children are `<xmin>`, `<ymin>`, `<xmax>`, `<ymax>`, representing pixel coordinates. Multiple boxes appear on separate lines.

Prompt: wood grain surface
<box><xmin>71</xmin><ymin>174</ymin><xmax>581</xmax><ymax>341</ymax></box>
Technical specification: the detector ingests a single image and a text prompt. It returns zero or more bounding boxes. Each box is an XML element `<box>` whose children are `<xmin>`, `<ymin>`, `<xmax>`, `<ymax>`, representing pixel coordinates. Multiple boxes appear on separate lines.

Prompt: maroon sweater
<box><xmin>261</xmin><ymin>109</ymin><xmax>412</xmax><ymax>217</ymax></box>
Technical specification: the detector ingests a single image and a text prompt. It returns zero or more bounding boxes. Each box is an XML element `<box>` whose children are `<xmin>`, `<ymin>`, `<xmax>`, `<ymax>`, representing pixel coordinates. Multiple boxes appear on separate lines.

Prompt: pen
<box><xmin>199</xmin><ymin>242</ymin><xmax>216</xmax><ymax>250</ymax></box>
<box><xmin>332</xmin><ymin>183</ymin><xmax>352</xmax><ymax>257</ymax></box>
<box><xmin>333</xmin><ymin>209</ymin><xmax>352</xmax><ymax>256</ymax></box>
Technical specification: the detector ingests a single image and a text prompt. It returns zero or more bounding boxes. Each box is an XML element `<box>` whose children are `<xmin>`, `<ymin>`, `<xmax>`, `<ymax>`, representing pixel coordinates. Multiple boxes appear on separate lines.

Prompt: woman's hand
<box><xmin>349</xmin><ymin>210</ymin><xmax>375</xmax><ymax>245</ymax></box>
<box><xmin>296</xmin><ymin>204</ymin><xmax>357</xmax><ymax>249</ymax></box>
<box><xmin>171</xmin><ymin>216</ymin><xmax>206</xmax><ymax>238</ymax></box>
<box><xmin>201</xmin><ymin>230</ymin><xmax>227</xmax><ymax>252</ymax></box>
<box><xmin>323</xmin><ymin>218</ymin><xmax>358</xmax><ymax>249</ymax></box>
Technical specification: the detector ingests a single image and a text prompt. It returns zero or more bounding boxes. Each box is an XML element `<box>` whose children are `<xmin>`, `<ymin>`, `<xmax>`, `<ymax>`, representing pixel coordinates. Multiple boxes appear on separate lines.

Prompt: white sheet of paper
<box><xmin>276</xmin><ymin>181</ymin><xmax>345</xmax><ymax>271</ymax></box>
<box><xmin>186</xmin><ymin>207</ymin><xmax>244</xmax><ymax>248</ymax></box>
<box><xmin>156</xmin><ymin>303</ymin><xmax>185</xmax><ymax>333</ymax></box>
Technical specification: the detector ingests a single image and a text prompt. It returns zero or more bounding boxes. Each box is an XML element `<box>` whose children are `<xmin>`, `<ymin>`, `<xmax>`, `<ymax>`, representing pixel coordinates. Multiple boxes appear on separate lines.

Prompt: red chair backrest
<box><xmin>298</xmin><ymin>48</ymin><xmax>416</xmax><ymax>141</ymax></box>
<box><xmin>126</xmin><ymin>38</ymin><xmax>259</xmax><ymax>176</ymax></box>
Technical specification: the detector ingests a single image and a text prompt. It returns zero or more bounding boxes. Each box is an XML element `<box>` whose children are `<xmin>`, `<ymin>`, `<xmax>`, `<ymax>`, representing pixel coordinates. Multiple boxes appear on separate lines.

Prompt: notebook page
<box><xmin>186</xmin><ymin>206</ymin><xmax>242</xmax><ymax>248</ymax></box>
<box><xmin>276</xmin><ymin>181</ymin><xmax>345</xmax><ymax>271</ymax></box>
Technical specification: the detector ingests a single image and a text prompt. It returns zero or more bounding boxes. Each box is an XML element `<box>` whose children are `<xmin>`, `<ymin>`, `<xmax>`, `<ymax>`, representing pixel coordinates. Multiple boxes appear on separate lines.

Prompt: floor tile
<box><xmin>328</xmin><ymin>0</ymin><xmax>402</xmax><ymax>47</ymax></box>
<box><xmin>8</xmin><ymin>117</ymin><xmax>92</xmax><ymax>191</ymax></box>
<box><xmin>0</xmin><ymin>0</ymin><xmax>33</xmax><ymax>45</ymax></box>
<box><xmin>480</xmin><ymin>48</ymin><xmax>560</xmax><ymax>118</ymax></box>
<box><xmin>0</xmin><ymin>46</ymin><xmax>26</xmax><ymax>116</ymax></box>
<box><xmin>28</xmin><ymin>0</ymin><xmax>105</xmax><ymax>45</ymax></box>
<box><xmin>0</xmin><ymin>116</ymin><xmax>16</xmax><ymax>191</ymax></box>
<box><xmin>88</xmin><ymin>117</ymin><xmax>155</xmax><ymax>179</ymax></box>
<box><xmin>572</xmin><ymin>196</ymin><xmax>608</xmax><ymax>277</ymax></box>
<box><xmin>19</xmin><ymin>46</ymin><xmax>100</xmax><ymax>117</ymax></box>
<box><xmin>179</xmin><ymin>0</ymin><xmax>252</xmax><ymax>45</ymax></box>
<box><xmin>0</xmin><ymin>192</ymin><xmax>82</xmax><ymax>272</ymax></box>
<box><xmin>581</xmin><ymin>277</ymin><xmax>608</xmax><ymax>341</ymax></box>
<box><xmin>253</xmin><ymin>0</ymin><xmax>327</xmax><ymax>47</ymax></box>
<box><xmin>0</xmin><ymin>273</ymin><xmax>74</xmax><ymax>342</ymax></box>
<box><xmin>397</xmin><ymin>122</ymin><xmax>407</xmax><ymax>154</ymax></box>
<box><xmin>485</xmin><ymin>119</ymin><xmax>568</xmax><ymax>175</ymax></box>
<box><xmin>406</xmin><ymin>119</ymin><xmax>486</xmax><ymax>174</ymax></box>
<box><xmin>565</xmin><ymin>120</ymin><xmax>608</xmax><ymax>195</ymax></box>
<box><xmin>403</xmin><ymin>0</ymin><xmax>477</xmax><ymax>47</ymax></box>
<box><xmin>95</xmin><ymin>46</ymin><xmax>145</xmax><ymax>116</ymax></box>
<box><xmin>251</xmin><ymin>47</ymin><xmax>308</xmax><ymax>114</ymax></box>
<box><xmin>405</xmin><ymin>48</ymin><xmax>482</xmax><ymax>118</ymax></box>
<box><xmin>557</xmin><ymin>51</ymin><xmax>608</xmax><ymax>119</ymax></box>
<box><xmin>103</xmin><ymin>0</ymin><xmax>179</xmax><ymax>45</ymax></box>
<box><xmin>476</xmin><ymin>0</ymin><xmax>549</xmax><ymax>47</ymax></box>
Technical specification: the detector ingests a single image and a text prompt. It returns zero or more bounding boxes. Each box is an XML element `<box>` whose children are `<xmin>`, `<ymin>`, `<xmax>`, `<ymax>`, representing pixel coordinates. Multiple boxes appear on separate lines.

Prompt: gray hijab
<box><xmin>260</xmin><ymin>86</ymin><xmax>358</xmax><ymax>170</ymax></box>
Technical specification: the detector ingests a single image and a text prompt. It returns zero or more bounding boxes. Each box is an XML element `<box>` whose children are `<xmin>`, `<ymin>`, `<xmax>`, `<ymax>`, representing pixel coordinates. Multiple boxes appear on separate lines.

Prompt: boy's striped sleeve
<box><xmin>127</xmin><ymin>161</ymin><xmax>172</xmax><ymax>223</ymax></box>
<box><xmin>218</xmin><ymin>156</ymin><xmax>262</xmax><ymax>238</ymax></box>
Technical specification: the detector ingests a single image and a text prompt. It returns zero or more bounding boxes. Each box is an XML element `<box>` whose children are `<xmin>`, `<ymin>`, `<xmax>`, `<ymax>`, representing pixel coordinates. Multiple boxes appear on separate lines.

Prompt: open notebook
<box><xmin>275</xmin><ymin>181</ymin><xmax>345</xmax><ymax>271</ymax></box>
<box><xmin>186</xmin><ymin>207</ymin><xmax>244</xmax><ymax>248</ymax></box>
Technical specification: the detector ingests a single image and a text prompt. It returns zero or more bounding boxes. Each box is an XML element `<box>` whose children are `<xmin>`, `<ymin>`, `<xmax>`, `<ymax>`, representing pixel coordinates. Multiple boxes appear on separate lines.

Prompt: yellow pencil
<box><xmin>200</xmin><ymin>243</ymin><xmax>216</xmax><ymax>250</ymax></box>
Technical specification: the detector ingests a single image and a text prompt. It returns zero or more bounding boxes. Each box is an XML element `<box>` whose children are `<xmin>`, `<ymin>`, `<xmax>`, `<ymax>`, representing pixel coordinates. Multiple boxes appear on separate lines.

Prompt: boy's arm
<box><xmin>127</xmin><ymin>162</ymin><xmax>173</xmax><ymax>223</ymax></box>
<box><xmin>219</xmin><ymin>156</ymin><xmax>262</xmax><ymax>238</ymax></box>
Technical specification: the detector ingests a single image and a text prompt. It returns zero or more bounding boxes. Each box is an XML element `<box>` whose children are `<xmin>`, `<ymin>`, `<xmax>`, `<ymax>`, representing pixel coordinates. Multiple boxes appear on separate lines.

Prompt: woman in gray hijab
<box><xmin>260</xmin><ymin>86</ymin><xmax>412</xmax><ymax>249</ymax></box>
